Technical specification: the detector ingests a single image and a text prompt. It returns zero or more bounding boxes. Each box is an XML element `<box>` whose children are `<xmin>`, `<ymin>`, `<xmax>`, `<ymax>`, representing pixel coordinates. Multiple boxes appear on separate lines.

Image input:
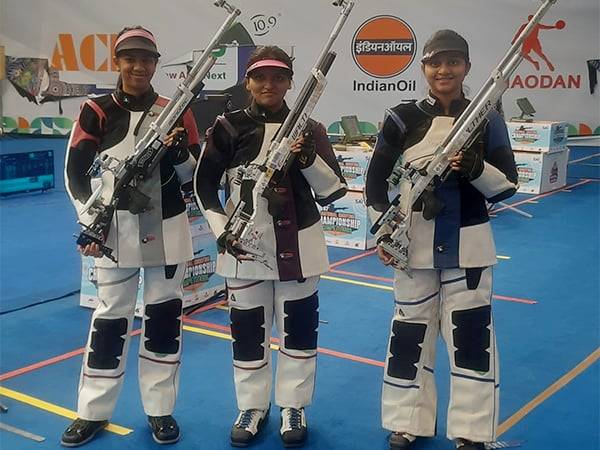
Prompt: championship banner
<box><xmin>79</xmin><ymin>197</ymin><xmax>224</xmax><ymax>315</ymax></box>
<box><xmin>1</xmin><ymin>0</ymin><xmax>598</xmax><ymax>136</ymax></box>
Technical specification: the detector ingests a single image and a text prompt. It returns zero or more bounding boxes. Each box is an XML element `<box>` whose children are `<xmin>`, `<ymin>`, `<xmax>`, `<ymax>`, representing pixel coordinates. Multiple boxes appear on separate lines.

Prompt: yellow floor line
<box><xmin>0</xmin><ymin>386</ymin><xmax>132</xmax><ymax>435</ymax></box>
<box><xmin>321</xmin><ymin>275</ymin><xmax>393</xmax><ymax>291</ymax></box>
<box><xmin>498</xmin><ymin>347</ymin><xmax>600</xmax><ymax>435</ymax></box>
<box><xmin>182</xmin><ymin>325</ymin><xmax>280</xmax><ymax>351</ymax></box>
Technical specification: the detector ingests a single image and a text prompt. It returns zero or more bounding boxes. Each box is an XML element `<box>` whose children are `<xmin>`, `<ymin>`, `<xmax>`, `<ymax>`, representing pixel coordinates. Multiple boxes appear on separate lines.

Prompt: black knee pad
<box><xmin>283</xmin><ymin>293</ymin><xmax>319</xmax><ymax>350</ymax></box>
<box><xmin>144</xmin><ymin>299</ymin><xmax>182</xmax><ymax>354</ymax></box>
<box><xmin>387</xmin><ymin>321</ymin><xmax>427</xmax><ymax>380</ymax></box>
<box><xmin>164</xmin><ymin>264</ymin><xmax>178</xmax><ymax>280</ymax></box>
<box><xmin>230</xmin><ymin>306</ymin><xmax>265</xmax><ymax>361</ymax></box>
<box><xmin>452</xmin><ymin>305</ymin><xmax>491</xmax><ymax>372</ymax></box>
<box><xmin>88</xmin><ymin>318</ymin><xmax>128</xmax><ymax>370</ymax></box>
<box><xmin>465</xmin><ymin>267</ymin><xmax>485</xmax><ymax>290</ymax></box>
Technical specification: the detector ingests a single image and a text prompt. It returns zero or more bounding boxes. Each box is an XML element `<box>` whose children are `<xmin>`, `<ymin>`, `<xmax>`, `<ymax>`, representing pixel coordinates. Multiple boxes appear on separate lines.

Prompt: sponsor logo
<box><xmin>511</xmin><ymin>125</ymin><xmax>540</xmax><ymax>144</ymax></box>
<box><xmin>184</xmin><ymin>255</ymin><xmax>217</xmax><ymax>289</ymax></box>
<box><xmin>51</xmin><ymin>33</ymin><xmax>118</xmax><ymax>72</ymax></box>
<box><xmin>321</xmin><ymin>205</ymin><xmax>361</xmax><ymax>235</ymax></box>
<box><xmin>516</xmin><ymin>164</ymin><xmax>535</xmax><ymax>183</ymax></box>
<box><xmin>510</xmin><ymin>17</ymin><xmax>581</xmax><ymax>90</ymax></box>
<box><xmin>351</xmin><ymin>16</ymin><xmax>417</xmax><ymax>78</ymax></box>
<box><xmin>553</xmin><ymin>124</ymin><xmax>566</xmax><ymax>143</ymax></box>
<box><xmin>250</xmin><ymin>14</ymin><xmax>279</xmax><ymax>36</ymax></box>
<box><xmin>549</xmin><ymin>161</ymin><xmax>559</xmax><ymax>183</ymax></box>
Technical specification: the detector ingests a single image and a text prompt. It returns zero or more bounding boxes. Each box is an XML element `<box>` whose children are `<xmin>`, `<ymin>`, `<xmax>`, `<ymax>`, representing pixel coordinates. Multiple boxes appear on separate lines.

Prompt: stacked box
<box><xmin>319</xmin><ymin>190</ymin><xmax>376</xmax><ymax>250</ymax></box>
<box><xmin>506</xmin><ymin>120</ymin><xmax>569</xmax><ymax>194</ymax></box>
<box><xmin>514</xmin><ymin>148</ymin><xmax>569</xmax><ymax>194</ymax></box>
<box><xmin>325</xmin><ymin>141</ymin><xmax>375</xmax><ymax>250</ymax></box>
<box><xmin>332</xmin><ymin>142</ymin><xmax>373</xmax><ymax>192</ymax></box>
<box><xmin>506</xmin><ymin>121</ymin><xmax>568</xmax><ymax>153</ymax></box>
<box><xmin>79</xmin><ymin>196</ymin><xmax>224</xmax><ymax>315</ymax></box>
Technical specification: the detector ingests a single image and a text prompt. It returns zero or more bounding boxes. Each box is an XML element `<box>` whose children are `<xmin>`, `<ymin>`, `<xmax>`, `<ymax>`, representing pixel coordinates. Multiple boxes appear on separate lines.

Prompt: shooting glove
<box><xmin>217</xmin><ymin>231</ymin><xmax>247</xmax><ymax>259</ymax></box>
<box><xmin>456</xmin><ymin>143</ymin><xmax>484</xmax><ymax>181</ymax></box>
<box><xmin>294</xmin><ymin>127</ymin><xmax>317</xmax><ymax>169</ymax></box>
<box><xmin>376</xmin><ymin>233</ymin><xmax>392</xmax><ymax>246</ymax></box>
<box><xmin>168</xmin><ymin>129</ymin><xmax>190</xmax><ymax>165</ymax></box>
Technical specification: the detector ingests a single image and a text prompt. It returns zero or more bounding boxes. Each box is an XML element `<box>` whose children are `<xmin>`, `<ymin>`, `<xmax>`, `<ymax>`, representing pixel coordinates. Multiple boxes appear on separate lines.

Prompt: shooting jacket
<box><xmin>365</xmin><ymin>94</ymin><xmax>518</xmax><ymax>269</ymax></box>
<box><xmin>65</xmin><ymin>88</ymin><xmax>200</xmax><ymax>268</ymax></box>
<box><xmin>194</xmin><ymin>101</ymin><xmax>347</xmax><ymax>281</ymax></box>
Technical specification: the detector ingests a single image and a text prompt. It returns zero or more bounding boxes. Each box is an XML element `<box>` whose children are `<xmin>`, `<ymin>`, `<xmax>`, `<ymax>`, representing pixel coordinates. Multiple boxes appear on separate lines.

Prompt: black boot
<box><xmin>60</xmin><ymin>418</ymin><xmax>108</xmax><ymax>447</ymax></box>
<box><xmin>280</xmin><ymin>407</ymin><xmax>307</xmax><ymax>448</ymax></box>
<box><xmin>456</xmin><ymin>438</ymin><xmax>485</xmax><ymax>450</ymax></box>
<box><xmin>148</xmin><ymin>415</ymin><xmax>180</xmax><ymax>444</ymax></box>
<box><xmin>389</xmin><ymin>432</ymin><xmax>417</xmax><ymax>449</ymax></box>
<box><xmin>230</xmin><ymin>406</ymin><xmax>270</xmax><ymax>447</ymax></box>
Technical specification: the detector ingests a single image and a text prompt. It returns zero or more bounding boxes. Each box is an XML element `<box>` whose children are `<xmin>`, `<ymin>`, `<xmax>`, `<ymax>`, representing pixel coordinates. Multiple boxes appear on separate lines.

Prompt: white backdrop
<box><xmin>1</xmin><ymin>0</ymin><xmax>598</xmax><ymax>135</ymax></box>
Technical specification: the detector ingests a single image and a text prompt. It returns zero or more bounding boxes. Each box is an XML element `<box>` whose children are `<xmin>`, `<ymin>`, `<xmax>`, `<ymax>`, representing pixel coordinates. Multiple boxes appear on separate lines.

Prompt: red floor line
<box><xmin>186</xmin><ymin>299</ymin><xmax>227</xmax><ymax>316</ymax></box>
<box><xmin>492</xmin><ymin>294</ymin><xmax>537</xmax><ymax>304</ymax></box>
<box><xmin>0</xmin><ymin>304</ymin><xmax>229</xmax><ymax>383</ymax></box>
<box><xmin>493</xmin><ymin>179</ymin><xmax>591</xmax><ymax>214</ymax></box>
<box><xmin>329</xmin><ymin>268</ymin><xmax>537</xmax><ymax>304</ymax></box>
<box><xmin>329</xmin><ymin>249</ymin><xmax>377</xmax><ymax>269</ymax></box>
<box><xmin>183</xmin><ymin>317</ymin><xmax>385</xmax><ymax>368</ymax></box>
<box><xmin>0</xmin><ymin>329</ymin><xmax>143</xmax><ymax>382</ymax></box>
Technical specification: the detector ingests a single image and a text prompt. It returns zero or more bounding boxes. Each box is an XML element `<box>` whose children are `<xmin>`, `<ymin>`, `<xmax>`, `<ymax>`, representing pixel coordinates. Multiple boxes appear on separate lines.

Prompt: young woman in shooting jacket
<box><xmin>62</xmin><ymin>26</ymin><xmax>200</xmax><ymax>447</ymax></box>
<box><xmin>365</xmin><ymin>30</ymin><xmax>518</xmax><ymax>450</ymax></box>
<box><xmin>194</xmin><ymin>46</ymin><xmax>347</xmax><ymax>447</ymax></box>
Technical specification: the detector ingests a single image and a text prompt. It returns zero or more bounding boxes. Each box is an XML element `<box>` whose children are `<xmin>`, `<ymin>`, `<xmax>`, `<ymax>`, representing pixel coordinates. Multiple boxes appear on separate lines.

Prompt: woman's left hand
<box><xmin>290</xmin><ymin>129</ymin><xmax>316</xmax><ymax>168</ymax></box>
<box><xmin>164</xmin><ymin>127</ymin><xmax>187</xmax><ymax>148</ymax></box>
<box><xmin>449</xmin><ymin>148</ymin><xmax>484</xmax><ymax>180</ymax></box>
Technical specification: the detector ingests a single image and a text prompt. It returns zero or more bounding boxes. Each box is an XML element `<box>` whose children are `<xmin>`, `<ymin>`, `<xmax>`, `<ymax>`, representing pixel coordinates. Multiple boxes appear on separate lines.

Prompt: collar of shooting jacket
<box><xmin>246</xmin><ymin>100</ymin><xmax>290</xmax><ymax>123</ymax></box>
<box><xmin>114</xmin><ymin>85</ymin><xmax>158</xmax><ymax>112</ymax></box>
<box><xmin>418</xmin><ymin>91</ymin><xmax>469</xmax><ymax>117</ymax></box>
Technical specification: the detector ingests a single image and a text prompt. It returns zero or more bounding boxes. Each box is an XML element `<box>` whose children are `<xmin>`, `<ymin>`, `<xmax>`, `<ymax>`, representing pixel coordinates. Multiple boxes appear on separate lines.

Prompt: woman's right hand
<box><xmin>78</xmin><ymin>242</ymin><xmax>103</xmax><ymax>258</ymax></box>
<box><xmin>376</xmin><ymin>235</ymin><xmax>395</xmax><ymax>266</ymax></box>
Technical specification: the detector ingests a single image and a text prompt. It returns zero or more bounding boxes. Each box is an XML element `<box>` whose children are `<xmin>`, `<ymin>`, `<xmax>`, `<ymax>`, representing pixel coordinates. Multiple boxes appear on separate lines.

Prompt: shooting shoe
<box><xmin>389</xmin><ymin>432</ymin><xmax>416</xmax><ymax>449</ymax></box>
<box><xmin>280</xmin><ymin>407</ymin><xmax>307</xmax><ymax>448</ymax></box>
<box><xmin>60</xmin><ymin>418</ymin><xmax>108</xmax><ymax>447</ymax></box>
<box><xmin>455</xmin><ymin>438</ymin><xmax>485</xmax><ymax>450</ymax></box>
<box><xmin>148</xmin><ymin>415</ymin><xmax>180</xmax><ymax>444</ymax></box>
<box><xmin>230</xmin><ymin>406</ymin><xmax>270</xmax><ymax>447</ymax></box>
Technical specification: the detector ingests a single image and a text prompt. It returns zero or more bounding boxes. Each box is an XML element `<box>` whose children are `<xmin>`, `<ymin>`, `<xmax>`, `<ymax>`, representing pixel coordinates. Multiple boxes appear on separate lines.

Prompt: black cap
<box><xmin>421</xmin><ymin>29</ymin><xmax>469</xmax><ymax>63</ymax></box>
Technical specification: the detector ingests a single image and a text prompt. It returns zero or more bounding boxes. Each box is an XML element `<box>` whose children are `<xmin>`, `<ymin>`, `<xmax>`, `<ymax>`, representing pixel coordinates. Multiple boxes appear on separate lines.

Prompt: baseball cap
<box><xmin>421</xmin><ymin>29</ymin><xmax>469</xmax><ymax>63</ymax></box>
<box><xmin>115</xmin><ymin>28</ymin><xmax>160</xmax><ymax>58</ymax></box>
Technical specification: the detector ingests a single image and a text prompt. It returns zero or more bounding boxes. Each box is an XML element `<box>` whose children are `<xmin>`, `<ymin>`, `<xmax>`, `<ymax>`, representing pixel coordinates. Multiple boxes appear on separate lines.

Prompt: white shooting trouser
<box><xmin>77</xmin><ymin>264</ymin><xmax>185</xmax><ymax>420</ymax></box>
<box><xmin>382</xmin><ymin>267</ymin><xmax>499</xmax><ymax>443</ymax></box>
<box><xmin>226</xmin><ymin>276</ymin><xmax>320</xmax><ymax>411</ymax></box>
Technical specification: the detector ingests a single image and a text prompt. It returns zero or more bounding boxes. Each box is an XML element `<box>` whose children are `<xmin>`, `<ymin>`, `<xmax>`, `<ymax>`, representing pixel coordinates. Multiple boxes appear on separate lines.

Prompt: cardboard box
<box><xmin>514</xmin><ymin>148</ymin><xmax>569</xmax><ymax>194</ymax></box>
<box><xmin>506</xmin><ymin>121</ymin><xmax>568</xmax><ymax>153</ymax></box>
<box><xmin>320</xmin><ymin>190</ymin><xmax>376</xmax><ymax>250</ymax></box>
<box><xmin>332</xmin><ymin>142</ymin><xmax>373</xmax><ymax>192</ymax></box>
<box><xmin>80</xmin><ymin>197</ymin><xmax>224</xmax><ymax>315</ymax></box>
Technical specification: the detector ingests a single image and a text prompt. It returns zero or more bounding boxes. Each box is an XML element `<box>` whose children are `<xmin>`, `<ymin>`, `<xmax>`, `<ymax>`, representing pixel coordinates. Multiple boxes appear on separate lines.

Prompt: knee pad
<box><xmin>387</xmin><ymin>321</ymin><xmax>427</xmax><ymax>380</ymax></box>
<box><xmin>230</xmin><ymin>306</ymin><xmax>265</xmax><ymax>361</ymax></box>
<box><xmin>465</xmin><ymin>267</ymin><xmax>485</xmax><ymax>290</ymax></box>
<box><xmin>88</xmin><ymin>318</ymin><xmax>128</xmax><ymax>370</ymax></box>
<box><xmin>283</xmin><ymin>293</ymin><xmax>319</xmax><ymax>351</ymax></box>
<box><xmin>164</xmin><ymin>264</ymin><xmax>178</xmax><ymax>280</ymax></box>
<box><xmin>452</xmin><ymin>305</ymin><xmax>491</xmax><ymax>372</ymax></box>
<box><xmin>144</xmin><ymin>299</ymin><xmax>182</xmax><ymax>354</ymax></box>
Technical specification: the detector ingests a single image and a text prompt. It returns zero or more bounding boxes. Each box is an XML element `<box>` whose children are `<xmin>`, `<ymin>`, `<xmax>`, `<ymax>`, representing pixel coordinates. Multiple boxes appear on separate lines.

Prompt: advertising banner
<box><xmin>1</xmin><ymin>0</ymin><xmax>598</xmax><ymax>136</ymax></box>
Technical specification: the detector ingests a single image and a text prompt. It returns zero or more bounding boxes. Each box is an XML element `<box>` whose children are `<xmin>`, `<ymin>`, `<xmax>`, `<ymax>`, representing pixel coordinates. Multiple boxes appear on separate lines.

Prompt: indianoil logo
<box><xmin>351</xmin><ymin>16</ymin><xmax>417</xmax><ymax>78</ymax></box>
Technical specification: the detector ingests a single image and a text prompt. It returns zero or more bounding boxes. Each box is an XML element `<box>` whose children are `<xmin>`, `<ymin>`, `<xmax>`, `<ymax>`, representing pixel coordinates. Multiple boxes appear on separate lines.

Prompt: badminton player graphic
<box><xmin>512</xmin><ymin>15</ymin><xmax>566</xmax><ymax>71</ymax></box>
